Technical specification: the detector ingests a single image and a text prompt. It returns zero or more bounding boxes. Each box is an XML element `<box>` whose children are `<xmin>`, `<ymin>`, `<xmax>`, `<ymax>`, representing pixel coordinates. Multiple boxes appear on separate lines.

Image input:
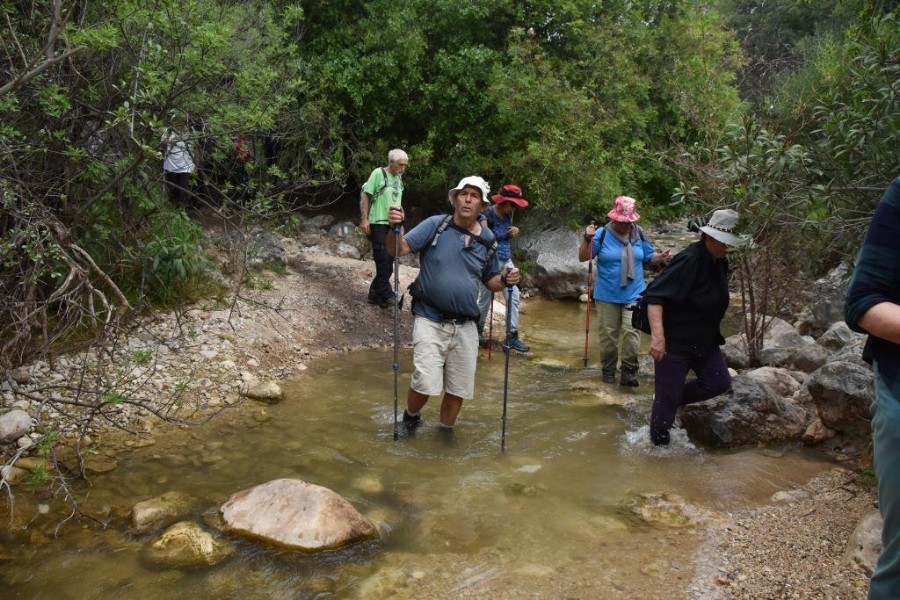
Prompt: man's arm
<box><xmin>858</xmin><ymin>303</ymin><xmax>900</xmax><ymax>345</ymax></box>
<box><xmin>485</xmin><ymin>267</ymin><xmax>520</xmax><ymax>293</ymax></box>
<box><xmin>386</xmin><ymin>205</ymin><xmax>412</xmax><ymax>257</ymax></box>
<box><xmin>648</xmin><ymin>304</ymin><xmax>666</xmax><ymax>361</ymax></box>
<box><xmin>846</xmin><ymin>179</ymin><xmax>900</xmax><ymax>340</ymax></box>
<box><xmin>360</xmin><ymin>191</ymin><xmax>371</xmax><ymax>236</ymax></box>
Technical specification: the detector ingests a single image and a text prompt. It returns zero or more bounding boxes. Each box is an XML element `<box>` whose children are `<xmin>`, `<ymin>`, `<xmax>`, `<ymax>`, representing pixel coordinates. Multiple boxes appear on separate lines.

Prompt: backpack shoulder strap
<box><xmin>419</xmin><ymin>214</ymin><xmax>453</xmax><ymax>260</ymax></box>
<box><xmin>377</xmin><ymin>167</ymin><xmax>403</xmax><ymax>199</ymax></box>
<box><xmin>440</xmin><ymin>218</ymin><xmax>498</xmax><ymax>262</ymax></box>
<box><xmin>377</xmin><ymin>168</ymin><xmax>389</xmax><ymax>199</ymax></box>
<box><xmin>430</xmin><ymin>214</ymin><xmax>454</xmax><ymax>247</ymax></box>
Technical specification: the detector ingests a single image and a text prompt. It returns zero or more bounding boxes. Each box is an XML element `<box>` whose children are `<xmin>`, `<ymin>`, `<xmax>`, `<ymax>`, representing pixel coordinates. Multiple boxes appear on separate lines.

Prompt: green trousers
<box><xmin>597</xmin><ymin>301</ymin><xmax>640</xmax><ymax>374</ymax></box>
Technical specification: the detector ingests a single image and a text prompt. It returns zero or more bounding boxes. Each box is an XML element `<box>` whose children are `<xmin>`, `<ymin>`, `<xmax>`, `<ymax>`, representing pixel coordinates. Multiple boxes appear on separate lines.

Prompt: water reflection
<box><xmin>0</xmin><ymin>299</ymin><xmax>833</xmax><ymax>599</ymax></box>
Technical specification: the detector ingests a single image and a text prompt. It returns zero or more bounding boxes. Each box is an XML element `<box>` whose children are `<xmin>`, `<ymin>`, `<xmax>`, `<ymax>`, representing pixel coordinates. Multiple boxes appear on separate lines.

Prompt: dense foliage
<box><xmin>0</xmin><ymin>0</ymin><xmax>895</xmax><ymax>368</ymax></box>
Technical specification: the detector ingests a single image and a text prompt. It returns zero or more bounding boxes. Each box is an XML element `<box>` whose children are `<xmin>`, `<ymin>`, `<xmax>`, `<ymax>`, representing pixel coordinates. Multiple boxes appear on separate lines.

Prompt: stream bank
<box><xmin>0</xmin><ymin>212</ymin><xmax>876</xmax><ymax>598</ymax></box>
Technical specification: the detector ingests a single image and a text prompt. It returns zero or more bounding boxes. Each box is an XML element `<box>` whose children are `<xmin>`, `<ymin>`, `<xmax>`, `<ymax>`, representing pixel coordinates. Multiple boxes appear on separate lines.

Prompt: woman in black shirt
<box><xmin>644</xmin><ymin>209</ymin><xmax>747</xmax><ymax>446</ymax></box>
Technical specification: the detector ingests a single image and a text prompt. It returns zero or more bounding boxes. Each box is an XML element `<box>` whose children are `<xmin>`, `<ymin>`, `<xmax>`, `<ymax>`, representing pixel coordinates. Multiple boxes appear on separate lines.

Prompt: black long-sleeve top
<box><xmin>644</xmin><ymin>239</ymin><xmax>730</xmax><ymax>356</ymax></box>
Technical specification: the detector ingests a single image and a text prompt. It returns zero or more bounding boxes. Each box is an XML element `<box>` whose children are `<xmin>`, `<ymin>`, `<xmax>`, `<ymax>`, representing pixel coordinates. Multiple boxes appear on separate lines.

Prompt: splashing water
<box><xmin>623</xmin><ymin>424</ymin><xmax>701</xmax><ymax>457</ymax></box>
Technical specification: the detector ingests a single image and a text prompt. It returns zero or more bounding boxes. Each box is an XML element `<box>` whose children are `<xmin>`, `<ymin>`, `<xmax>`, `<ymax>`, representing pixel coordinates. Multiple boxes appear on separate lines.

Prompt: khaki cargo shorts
<box><xmin>410</xmin><ymin>316</ymin><xmax>478</xmax><ymax>399</ymax></box>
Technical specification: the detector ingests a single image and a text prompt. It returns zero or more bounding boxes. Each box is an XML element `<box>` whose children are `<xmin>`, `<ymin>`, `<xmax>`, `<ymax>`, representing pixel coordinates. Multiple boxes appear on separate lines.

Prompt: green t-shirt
<box><xmin>363</xmin><ymin>168</ymin><xmax>403</xmax><ymax>224</ymax></box>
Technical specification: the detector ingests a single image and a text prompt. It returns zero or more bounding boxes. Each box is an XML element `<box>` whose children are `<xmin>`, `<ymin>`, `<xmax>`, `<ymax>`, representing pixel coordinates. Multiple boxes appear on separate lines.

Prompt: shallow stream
<box><xmin>1</xmin><ymin>300</ymin><xmax>834</xmax><ymax>599</ymax></box>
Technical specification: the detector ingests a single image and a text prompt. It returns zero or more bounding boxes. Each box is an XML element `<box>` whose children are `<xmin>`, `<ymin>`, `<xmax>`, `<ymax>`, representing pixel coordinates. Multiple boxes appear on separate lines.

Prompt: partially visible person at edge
<box><xmin>360</xmin><ymin>149</ymin><xmax>409</xmax><ymax>308</ymax></box>
<box><xmin>477</xmin><ymin>184</ymin><xmax>530</xmax><ymax>353</ymax></box>
<box><xmin>386</xmin><ymin>176</ymin><xmax>519</xmax><ymax>431</ymax></box>
<box><xmin>161</xmin><ymin>118</ymin><xmax>196</xmax><ymax>205</ymax></box>
<box><xmin>577</xmin><ymin>196</ymin><xmax>671</xmax><ymax>386</ymax></box>
<box><xmin>844</xmin><ymin>177</ymin><xmax>900</xmax><ymax>600</ymax></box>
<box><xmin>644</xmin><ymin>209</ymin><xmax>746</xmax><ymax>445</ymax></box>
<box><xmin>232</xmin><ymin>133</ymin><xmax>254</xmax><ymax>203</ymax></box>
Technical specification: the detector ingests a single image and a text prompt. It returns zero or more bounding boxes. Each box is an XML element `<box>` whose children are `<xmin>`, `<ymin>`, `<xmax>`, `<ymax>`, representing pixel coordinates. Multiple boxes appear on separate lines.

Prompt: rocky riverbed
<box><xmin>0</xmin><ymin>214</ymin><xmax>878</xmax><ymax>598</ymax></box>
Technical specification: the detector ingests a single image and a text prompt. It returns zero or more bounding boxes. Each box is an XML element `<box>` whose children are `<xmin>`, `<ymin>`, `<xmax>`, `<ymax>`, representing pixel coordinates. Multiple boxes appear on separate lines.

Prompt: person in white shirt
<box><xmin>161</xmin><ymin>123</ymin><xmax>196</xmax><ymax>205</ymax></box>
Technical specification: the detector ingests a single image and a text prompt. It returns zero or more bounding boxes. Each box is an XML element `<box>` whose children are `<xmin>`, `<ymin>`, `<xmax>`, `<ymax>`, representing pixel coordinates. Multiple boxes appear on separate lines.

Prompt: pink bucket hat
<box><xmin>607</xmin><ymin>196</ymin><xmax>640</xmax><ymax>223</ymax></box>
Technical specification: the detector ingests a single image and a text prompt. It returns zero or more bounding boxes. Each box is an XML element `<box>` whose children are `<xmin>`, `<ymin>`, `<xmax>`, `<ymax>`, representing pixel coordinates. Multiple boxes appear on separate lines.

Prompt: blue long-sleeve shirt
<box><xmin>845</xmin><ymin>177</ymin><xmax>900</xmax><ymax>385</ymax></box>
<box><xmin>485</xmin><ymin>206</ymin><xmax>513</xmax><ymax>262</ymax></box>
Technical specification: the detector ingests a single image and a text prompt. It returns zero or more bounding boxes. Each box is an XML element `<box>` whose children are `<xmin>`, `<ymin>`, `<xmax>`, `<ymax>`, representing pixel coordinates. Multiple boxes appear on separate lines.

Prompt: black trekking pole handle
<box><xmin>392</xmin><ymin>224</ymin><xmax>401</xmax><ymax>441</ymax></box>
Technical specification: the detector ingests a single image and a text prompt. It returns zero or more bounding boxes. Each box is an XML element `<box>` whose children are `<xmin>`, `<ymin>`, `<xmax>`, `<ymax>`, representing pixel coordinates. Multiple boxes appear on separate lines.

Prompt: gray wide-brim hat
<box><xmin>448</xmin><ymin>176</ymin><xmax>490</xmax><ymax>205</ymax></box>
<box><xmin>700</xmin><ymin>209</ymin><xmax>747</xmax><ymax>247</ymax></box>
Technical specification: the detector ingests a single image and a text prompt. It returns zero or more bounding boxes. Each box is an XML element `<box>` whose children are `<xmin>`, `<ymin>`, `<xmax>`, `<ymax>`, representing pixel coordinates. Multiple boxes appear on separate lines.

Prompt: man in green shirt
<box><xmin>360</xmin><ymin>149</ymin><xmax>409</xmax><ymax>307</ymax></box>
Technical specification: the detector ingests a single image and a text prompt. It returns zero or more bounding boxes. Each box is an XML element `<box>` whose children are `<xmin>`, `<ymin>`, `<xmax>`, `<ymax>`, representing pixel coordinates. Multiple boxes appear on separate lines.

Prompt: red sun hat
<box><xmin>491</xmin><ymin>184</ymin><xmax>529</xmax><ymax>208</ymax></box>
<box><xmin>607</xmin><ymin>196</ymin><xmax>640</xmax><ymax>223</ymax></box>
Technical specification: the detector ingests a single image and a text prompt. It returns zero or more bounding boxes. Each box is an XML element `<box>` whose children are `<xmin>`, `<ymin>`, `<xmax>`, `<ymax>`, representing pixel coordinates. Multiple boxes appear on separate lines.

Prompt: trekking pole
<box><xmin>501</xmin><ymin>269</ymin><xmax>516</xmax><ymax>451</ymax></box>
<box><xmin>583</xmin><ymin>221</ymin><xmax>595</xmax><ymax>367</ymax></box>
<box><xmin>392</xmin><ymin>224</ymin><xmax>401</xmax><ymax>441</ymax></box>
<box><xmin>487</xmin><ymin>292</ymin><xmax>494</xmax><ymax>360</ymax></box>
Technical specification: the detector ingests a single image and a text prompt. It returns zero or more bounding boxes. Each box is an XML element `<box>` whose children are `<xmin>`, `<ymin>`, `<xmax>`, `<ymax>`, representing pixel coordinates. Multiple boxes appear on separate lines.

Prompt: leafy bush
<box><xmin>141</xmin><ymin>211</ymin><xmax>211</xmax><ymax>303</ymax></box>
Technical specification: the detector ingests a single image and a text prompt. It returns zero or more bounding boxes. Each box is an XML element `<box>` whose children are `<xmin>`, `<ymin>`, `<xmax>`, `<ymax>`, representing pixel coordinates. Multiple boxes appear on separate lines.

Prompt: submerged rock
<box><xmin>143</xmin><ymin>521</ymin><xmax>235</xmax><ymax>568</ymax></box>
<box><xmin>627</xmin><ymin>491</ymin><xmax>725</xmax><ymax>528</ymax></box>
<box><xmin>220</xmin><ymin>478</ymin><xmax>378</xmax><ymax>552</ymax></box>
<box><xmin>131</xmin><ymin>491</ymin><xmax>196</xmax><ymax>533</ymax></box>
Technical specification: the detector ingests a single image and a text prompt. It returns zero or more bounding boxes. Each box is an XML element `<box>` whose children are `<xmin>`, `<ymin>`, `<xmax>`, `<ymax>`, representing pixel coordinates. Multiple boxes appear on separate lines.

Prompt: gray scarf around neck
<box><xmin>605</xmin><ymin>222</ymin><xmax>639</xmax><ymax>287</ymax></box>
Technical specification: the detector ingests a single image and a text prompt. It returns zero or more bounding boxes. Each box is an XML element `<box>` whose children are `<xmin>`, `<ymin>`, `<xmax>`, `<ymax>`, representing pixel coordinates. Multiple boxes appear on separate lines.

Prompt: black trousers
<box><xmin>164</xmin><ymin>171</ymin><xmax>191</xmax><ymax>205</ymax></box>
<box><xmin>368</xmin><ymin>224</ymin><xmax>394</xmax><ymax>302</ymax></box>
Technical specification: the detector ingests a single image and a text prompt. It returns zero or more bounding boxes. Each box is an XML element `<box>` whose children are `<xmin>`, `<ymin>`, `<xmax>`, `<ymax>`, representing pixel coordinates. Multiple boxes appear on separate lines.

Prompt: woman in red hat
<box><xmin>478</xmin><ymin>184</ymin><xmax>530</xmax><ymax>352</ymax></box>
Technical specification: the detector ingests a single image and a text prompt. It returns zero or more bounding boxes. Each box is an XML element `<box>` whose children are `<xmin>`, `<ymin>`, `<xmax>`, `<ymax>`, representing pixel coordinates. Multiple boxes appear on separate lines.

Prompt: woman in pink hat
<box><xmin>577</xmin><ymin>196</ymin><xmax>671</xmax><ymax>386</ymax></box>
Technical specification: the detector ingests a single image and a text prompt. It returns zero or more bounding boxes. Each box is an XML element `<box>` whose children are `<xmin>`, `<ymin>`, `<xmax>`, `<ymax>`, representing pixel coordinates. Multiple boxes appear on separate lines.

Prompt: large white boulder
<box><xmin>220</xmin><ymin>478</ymin><xmax>378</xmax><ymax>552</ymax></box>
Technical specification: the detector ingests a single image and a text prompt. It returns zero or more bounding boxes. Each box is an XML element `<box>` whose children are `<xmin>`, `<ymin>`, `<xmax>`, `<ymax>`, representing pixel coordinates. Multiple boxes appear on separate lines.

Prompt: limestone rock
<box><xmin>0</xmin><ymin>465</ymin><xmax>28</xmax><ymax>485</ymax></box>
<box><xmin>628</xmin><ymin>491</ymin><xmax>725</xmax><ymax>528</ymax></box>
<box><xmin>804</xmin><ymin>360</ymin><xmax>874</xmax><ymax>431</ymax></box>
<box><xmin>220</xmin><ymin>478</ymin><xmax>378</xmax><ymax>552</ymax></box>
<box><xmin>793</xmin><ymin>344</ymin><xmax>830</xmax><ymax>373</ymax></box>
<box><xmin>10</xmin><ymin>368</ymin><xmax>30</xmax><ymax>384</ymax></box>
<box><xmin>844</xmin><ymin>510</ymin><xmax>883</xmax><ymax>575</ymax></box>
<box><xmin>817</xmin><ymin>321</ymin><xmax>863</xmax><ymax>351</ymax></box>
<box><xmin>143</xmin><ymin>521</ymin><xmax>234</xmax><ymax>568</ymax></box>
<box><xmin>680</xmin><ymin>376</ymin><xmax>808</xmax><ymax>447</ymax></box>
<box><xmin>244</xmin><ymin>381</ymin><xmax>283</xmax><ymax>403</ymax></box>
<box><xmin>801</xmin><ymin>418</ymin><xmax>837</xmax><ymax>445</ymax></box>
<box><xmin>0</xmin><ymin>410</ymin><xmax>32</xmax><ymax>442</ymax></box>
<box><xmin>131</xmin><ymin>491</ymin><xmax>196</xmax><ymax>533</ymax></box>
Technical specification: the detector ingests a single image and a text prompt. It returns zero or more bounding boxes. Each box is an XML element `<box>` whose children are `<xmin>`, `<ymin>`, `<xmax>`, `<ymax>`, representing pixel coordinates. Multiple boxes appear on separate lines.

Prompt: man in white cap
<box><xmin>643</xmin><ymin>208</ymin><xmax>747</xmax><ymax>445</ymax></box>
<box><xmin>387</xmin><ymin>176</ymin><xmax>520</xmax><ymax>431</ymax></box>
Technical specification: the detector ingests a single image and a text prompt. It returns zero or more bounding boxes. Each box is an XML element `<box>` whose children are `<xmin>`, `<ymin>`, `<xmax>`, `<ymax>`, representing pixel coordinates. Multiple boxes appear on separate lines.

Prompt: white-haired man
<box><xmin>387</xmin><ymin>176</ymin><xmax>520</xmax><ymax>431</ymax></box>
<box><xmin>360</xmin><ymin>148</ymin><xmax>409</xmax><ymax>307</ymax></box>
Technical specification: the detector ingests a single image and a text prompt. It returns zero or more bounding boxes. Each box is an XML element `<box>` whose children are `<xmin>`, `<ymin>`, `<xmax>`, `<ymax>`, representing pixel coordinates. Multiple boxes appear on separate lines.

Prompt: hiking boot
<box><xmin>651</xmin><ymin>428</ymin><xmax>671</xmax><ymax>446</ymax></box>
<box><xmin>601</xmin><ymin>369</ymin><xmax>616</xmax><ymax>384</ymax></box>
<box><xmin>620</xmin><ymin>368</ymin><xmax>639</xmax><ymax>387</ymax></box>
<box><xmin>507</xmin><ymin>332</ymin><xmax>530</xmax><ymax>353</ymax></box>
<box><xmin>402</xmin><ymin>410</ymin><xmax>422</xmax><ymax>430</ymax></box>
<box><xmin>378</xmin><ymin>291</ymin><xmax>398</xmax><ymax>309</ymax></box>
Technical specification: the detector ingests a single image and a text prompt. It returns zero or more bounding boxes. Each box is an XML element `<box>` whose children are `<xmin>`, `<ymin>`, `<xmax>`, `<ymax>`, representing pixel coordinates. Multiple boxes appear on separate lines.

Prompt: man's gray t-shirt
<box><xmin>405</xmin><ymin>215</ymin><xmax>502</xmax><ymax>321</ymax></box>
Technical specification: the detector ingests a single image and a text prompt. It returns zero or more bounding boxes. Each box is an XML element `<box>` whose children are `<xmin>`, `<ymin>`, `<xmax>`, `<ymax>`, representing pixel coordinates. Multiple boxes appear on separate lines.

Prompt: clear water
<box><xmin>0</xmin><ymin>300</ymin><xmax>832</xmax><ymax>599</ymax></box>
